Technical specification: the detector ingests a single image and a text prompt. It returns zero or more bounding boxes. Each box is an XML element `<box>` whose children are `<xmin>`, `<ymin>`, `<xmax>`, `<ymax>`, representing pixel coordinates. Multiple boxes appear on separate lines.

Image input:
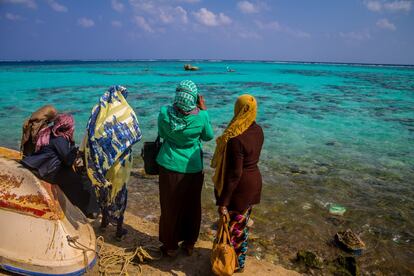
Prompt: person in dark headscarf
<box><xmin>156</xmin><ymin>80</ymin><xmax>214</xmax><ymax>257</ymax></box>
<box><xmin>22</xmin><ymin>113</ymin><xmax>99</xmax><ymax>218</ymax></box>
<box><xmin>21</xmin><ymin>105</ymin><xmax>57</xmax><ymax>157</ymax></box>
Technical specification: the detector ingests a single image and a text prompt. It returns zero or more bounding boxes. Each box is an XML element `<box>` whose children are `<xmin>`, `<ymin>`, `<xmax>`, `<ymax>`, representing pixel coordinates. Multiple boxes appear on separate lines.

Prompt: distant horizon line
<box><xmin>0</xmin><ymin>58</ymin><xmax>413</xmax><ymax>67</ymax></box>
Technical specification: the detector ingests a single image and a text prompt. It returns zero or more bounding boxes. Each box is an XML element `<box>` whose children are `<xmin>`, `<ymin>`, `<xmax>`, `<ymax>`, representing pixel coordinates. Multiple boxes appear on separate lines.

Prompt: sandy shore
<box><xmin>85</xmin><ymin>211</ymin><xmax>301</xmax><ymax>275</ymax></box>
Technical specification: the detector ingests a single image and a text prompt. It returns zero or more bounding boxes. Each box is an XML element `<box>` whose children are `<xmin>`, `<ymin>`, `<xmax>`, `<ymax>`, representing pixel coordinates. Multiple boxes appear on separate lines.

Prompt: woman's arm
<box><xmin>200</xmin><ymin>112</ymin><xmax>214</xmax><ymax>141</ymax></box>
<box><xmin>216</xmin><ymin>137</ymin><xmax>244</xmax><ymax>206</ymax></box>
<box><xmin>158</xmin><ymin>112</ymin><xmax>165</xmax><ymax>138</ymax></box>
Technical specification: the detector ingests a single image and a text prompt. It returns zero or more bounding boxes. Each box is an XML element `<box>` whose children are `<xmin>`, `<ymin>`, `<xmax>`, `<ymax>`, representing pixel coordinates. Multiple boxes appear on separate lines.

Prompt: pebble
<box><xmin>302</xmin><ymin>203</ymin><xmax>312</xmax><ymax>210</ymax></box>
<box><xmin>144</xmin><ymin>215</ymin><xmax>158</xmax><ymax>222</ymax></box>
<box><xmin>392</xmin><ymin>234</ymin><xmax>401</xmax><ymax>243</ymax></box>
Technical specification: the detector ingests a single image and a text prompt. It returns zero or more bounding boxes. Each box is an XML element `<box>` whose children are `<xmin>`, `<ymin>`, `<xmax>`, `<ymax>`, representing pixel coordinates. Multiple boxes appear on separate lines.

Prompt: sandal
<box><xmin>115</xmin><ymin>228</ymin><xmax>128</xmax><ymax>241</ymax></box>
<box><xmin>235</xmin><ymin>267</ymin><xmax>245</xmax><ymax>273</ymax></box>
<box><xmin>160</xmin><ymin>245</ymin><xmax>178</xmax><ymax>258</ymax></box>
<box><xmin>180</xmin><ymin>242</ymin><xmax>194</xmax><ymax>256</ymax></box>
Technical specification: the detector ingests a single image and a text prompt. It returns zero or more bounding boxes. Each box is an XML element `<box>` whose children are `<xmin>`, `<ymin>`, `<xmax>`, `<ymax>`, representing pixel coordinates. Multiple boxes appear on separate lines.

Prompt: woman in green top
<box><xmin>156</xmin><ymin>80</ymin><xmax>214</xmax><ymax>257</ymax></box>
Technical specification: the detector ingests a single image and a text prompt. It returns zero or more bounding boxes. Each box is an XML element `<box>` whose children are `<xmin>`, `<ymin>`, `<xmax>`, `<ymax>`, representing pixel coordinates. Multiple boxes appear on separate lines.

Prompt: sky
<box><xmin>0</xmin><ymin>0</ymin><xmax>414</xmax><ymax>64</ymax></box>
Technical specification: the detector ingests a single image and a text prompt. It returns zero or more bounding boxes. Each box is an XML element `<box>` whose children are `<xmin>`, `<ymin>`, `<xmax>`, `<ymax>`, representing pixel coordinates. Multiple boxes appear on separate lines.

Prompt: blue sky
<box><xmin>1</xmin><ymin>0</ymin><xmax>413</xmax><ymax>64</ymax></box>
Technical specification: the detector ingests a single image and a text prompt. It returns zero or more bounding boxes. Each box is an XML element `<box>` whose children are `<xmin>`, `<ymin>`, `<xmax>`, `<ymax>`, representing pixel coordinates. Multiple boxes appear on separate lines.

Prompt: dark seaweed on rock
<box><xmin>278</xmin><ymin>69</ymin><xmax>332</xmax><ymax>77</ymax></box>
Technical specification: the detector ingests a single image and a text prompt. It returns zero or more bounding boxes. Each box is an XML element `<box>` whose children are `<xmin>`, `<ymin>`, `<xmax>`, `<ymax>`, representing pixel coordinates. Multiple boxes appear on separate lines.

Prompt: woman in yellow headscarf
<box><xmin>211</xmin><ymin>94</ymin><xmax>264</xmax><ymax>272</ymax></box>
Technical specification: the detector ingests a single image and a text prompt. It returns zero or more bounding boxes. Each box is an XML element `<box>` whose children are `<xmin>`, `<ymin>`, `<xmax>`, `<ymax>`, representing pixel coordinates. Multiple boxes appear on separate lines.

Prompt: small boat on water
<box><xmin>0</xmin><ymin>147</ymin><xmax>96</xmax><ymax>276</ymax></box>
<box><xmin>184</xmin><ymin>64</ymin><xmax>199</xmax><ymax>71</ymax></box>
<box><xmin>226</xmin><ymin>66</ymin><xmax>236</xmax><ymax>72</ymax></box>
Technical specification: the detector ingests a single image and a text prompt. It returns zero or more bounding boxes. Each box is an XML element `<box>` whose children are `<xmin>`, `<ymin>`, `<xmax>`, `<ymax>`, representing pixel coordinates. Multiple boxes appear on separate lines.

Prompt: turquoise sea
<box><xmin>0</xmin><ymin>60</ymin><xmax>413</xmax><ymax>274</ymax></box>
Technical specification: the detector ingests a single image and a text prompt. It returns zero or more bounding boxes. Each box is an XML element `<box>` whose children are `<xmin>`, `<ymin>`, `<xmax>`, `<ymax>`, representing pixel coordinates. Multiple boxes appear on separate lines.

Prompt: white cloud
<box><xmin>77</xmin><ymin>17</ymin><xmax>95</xmax><ymax>28</ymax></box>
<box><xmin>364</xmin><ymin>0</ymin><xmax>382</xmax><ymax>12</ymax></box>
<box><xmin>237</xmin><ymin>1</ymin><xmax>259</xmax><ymax>14</ymax></box>
<box><xmin>111</xmin><ymin>20</ymin><xmax>122</xmax><ymax>27</ymax></box>
<box><xmin>159</xmin><ymin>6</ymin><xmax>188</xmax><ymax>24</ymax></box>
<box><xmin>285</xmin><ymin>28</ymin><xmax>311</xmax><ymax>38</ymax></box>
<box><xmin>193</xmin><ymin>8</ymin><xmax>232</xmax><ymax>27</ymax></box>
<box><xmin>47</xmin><ymin>0</ymin><xmax>67</xmax><ymax>12</ymax></box>
<box><xmin>218</xmin><ymin>12</ymin><xmax>231</xmax><ymax>25</ymax></box>
<box><xmin>128</xmin><ymin>0</ymin><xmax>155</xmax><ymax>13</ymax></box>
<box><xmin>158</xmin><ymin>10</ymin><xmax>174</xmax><ymax>23</ymax></box>
<box><xmin>127</xmin><ymin>1</ymin><xmax>191</xmax><ymax>31</ymax></box>
<box><xmin>340</xmin><ymin>30</ymin><xmax>371</xmax><ymax>41</ymax></box>
<box><xmin>384</xmin><ymin>1</ymin><xmax>411</xmax><ymax>12</ymax></box>
<box><xmin>364</xmin><ymin>0</ymin><xmax>412</xmax><ymax>12</ymax></box>
<box><xmin>1</xmin><ymin>0</ymin><xmax>36</xmax><ymax>9</ymax></box>
<box><xmin>255</xmin><ymin>20</ymin><xmax>310</xmax><ymax>38</ymax></box>
<box><xmin>376</xmin><ymin>18</ymin><xmax>396</xmax><ymax>30</ymax></box>
<box><xmin>133</xmin><ymin>15</ymin><xmax>154</xmax><ymax>32</ymax></box>
<box><xmin>5</xmin><ymin>12</ymin><xmax>23</xmax><ymax>20</ymax></box>
<box><xmin>111</xmin><ymin>0</ymin><xmax>124</xmax><ymax>12</ymax></box>
<box><xmin>175</xmin><ymin>6</ymin><xmax>188</xmax><ymax>24</ymax></box>
<box><xmin>256</xmin><ymin>20</ymin><xmax>281</xmax><ymax>31</ymax></box>
<box><xmin>176</xmin><ymin>0</ymin><xmax>200</xmax><ymax>3</ymax></box>
<box><xmin>238</xmin><ymin>31</ymin><xmax>261</xmax><ymax>39</ymax></box>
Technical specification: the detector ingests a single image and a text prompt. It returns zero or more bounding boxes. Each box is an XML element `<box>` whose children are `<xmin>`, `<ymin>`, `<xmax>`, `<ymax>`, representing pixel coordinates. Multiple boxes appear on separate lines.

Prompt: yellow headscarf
<box><xmin>211</xmin><ymin>94</ymin><xmax>257</xmax><ymax>196</ymax></box>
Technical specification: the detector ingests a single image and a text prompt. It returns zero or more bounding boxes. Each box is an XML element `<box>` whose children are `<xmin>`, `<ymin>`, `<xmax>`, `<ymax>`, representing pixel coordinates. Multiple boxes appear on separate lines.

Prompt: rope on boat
<box><xmin>67</xmin><ymin>235</ymin><xmax>162</xmax><ymax>276</ymax></box>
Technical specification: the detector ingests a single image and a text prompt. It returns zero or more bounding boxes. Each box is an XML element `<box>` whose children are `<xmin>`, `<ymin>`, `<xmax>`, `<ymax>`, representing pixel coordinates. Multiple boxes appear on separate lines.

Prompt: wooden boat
<box><xmin>0</xmin><ymin>147</ymin><xmax>96</xmax><ymax>275</ymax></box>
<box><xmin>184</xmin><ymin>64</ymin><xmax>199</xmax><ymax>71</ymax></box>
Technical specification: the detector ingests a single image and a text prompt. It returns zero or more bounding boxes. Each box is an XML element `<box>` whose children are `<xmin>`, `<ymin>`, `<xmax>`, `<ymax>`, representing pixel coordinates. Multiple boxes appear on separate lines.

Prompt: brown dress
<box><xmin>216</xmin><ymin>122</ymin><xmax>264</xmax><ymax>212</ymax></box>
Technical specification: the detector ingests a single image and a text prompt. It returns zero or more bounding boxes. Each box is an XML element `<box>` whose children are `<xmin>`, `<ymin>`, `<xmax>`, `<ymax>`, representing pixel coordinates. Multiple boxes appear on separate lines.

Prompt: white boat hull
<box><xmin>0</xmin><ymin>147</ymin><xmax>96</xmax><ymax>275</ymax></box>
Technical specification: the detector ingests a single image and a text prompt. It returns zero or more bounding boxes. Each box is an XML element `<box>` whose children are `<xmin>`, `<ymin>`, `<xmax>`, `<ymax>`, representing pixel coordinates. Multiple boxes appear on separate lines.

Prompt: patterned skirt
<box><xmin>99</xmin><ymin>184</ymin><xmax>128</xmax><ymax>224</ymax></box>
<box><xmin>228</xmin><ymin>206</ymin><xmax>252</xmax><ymax>269</ymax></box>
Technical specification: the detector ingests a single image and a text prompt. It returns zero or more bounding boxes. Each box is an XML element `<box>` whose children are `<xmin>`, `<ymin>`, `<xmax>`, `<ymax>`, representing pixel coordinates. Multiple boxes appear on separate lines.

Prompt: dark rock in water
<box><xmin>330</xmin><ymin>256</ymin><xmax>359</xmax><ymax>276</ymax></box>
<box><xmin>327</xmin><ymin>217</ymin><xmax>346</xmax><ymax>226</ymax></box>
<box><xmin>326</xmin><ymin>141</ymin><xmax>339</xmax><ymax>146</ymax></box>
<box><xmin>335</xmin><ymin>229</ymin><xmax>365</xmax><ymax>252</ymax></box>
<box><xmin>289</xmin><ymin>165</ymin><xmax>307</xmax><ymax>174</ymax></box>
<box><xmin>296</xmin><ymin>250</ymin><xmax>323</xmax><ymax>269</ymax></box>
<box><xmin>4</xmin><ymin>106</ymin><xmax>21</xmax><ymax>111</ymax></box>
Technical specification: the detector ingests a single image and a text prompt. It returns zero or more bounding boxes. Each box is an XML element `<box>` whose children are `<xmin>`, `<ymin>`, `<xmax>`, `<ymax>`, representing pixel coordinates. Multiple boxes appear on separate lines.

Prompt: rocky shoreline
<box><xmin>85</xmin><ymin>211</ymin><xmax>300</xmax><ymax>275</ymax></box>
<box><xmin>114</xmin><ymin>166</ymin><xmax>364</xmax><ymax>276</ymax></box>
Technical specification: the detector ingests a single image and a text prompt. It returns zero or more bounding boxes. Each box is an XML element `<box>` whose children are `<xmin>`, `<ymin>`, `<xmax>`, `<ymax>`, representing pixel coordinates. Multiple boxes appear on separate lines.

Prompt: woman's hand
<box><xmin>197</xmin><ymin>95</ymin><xmax>207</xmax><ymax>110</ymax></box>
<box><xmin>73</xmin><ymin>150</ymin><xmax>84</xmax><ymax>173</ymax></box>
<box><xmin>218</xmin><ymin>206</ymin><xmax>228</xmax><ymax>216</ymax></box>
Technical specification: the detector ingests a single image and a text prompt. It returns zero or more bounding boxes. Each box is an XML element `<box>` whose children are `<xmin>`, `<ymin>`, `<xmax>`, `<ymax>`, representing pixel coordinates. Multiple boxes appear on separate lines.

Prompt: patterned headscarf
<box><xmin>35</xmin><ymin>114</ymin><xmax>75</xmax><ymax>152</ymax></box>
<box><xmin>211</xmin><ymin>94</ymin><xmax>257</xmax><ymax>196</ymax></box>
<box><xmin>167</xmin><ymin>80</ymin><xmax>199</xmax><ymax>131</ymax></box>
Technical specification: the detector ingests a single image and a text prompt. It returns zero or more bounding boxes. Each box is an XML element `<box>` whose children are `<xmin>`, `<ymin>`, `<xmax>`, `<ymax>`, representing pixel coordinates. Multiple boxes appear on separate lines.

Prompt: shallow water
<box><xmin>0</xmin><ymin>60</ymin><xmax>413</xmax><ymax>274</ymax></box>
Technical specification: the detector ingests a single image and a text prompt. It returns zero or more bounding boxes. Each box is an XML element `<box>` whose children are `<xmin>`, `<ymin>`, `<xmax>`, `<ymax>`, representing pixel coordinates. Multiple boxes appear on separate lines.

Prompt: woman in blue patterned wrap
<box><xmin>82</xmin><ymin>85</ymin><xmax>142</xmax><ymax>240</ymax></box>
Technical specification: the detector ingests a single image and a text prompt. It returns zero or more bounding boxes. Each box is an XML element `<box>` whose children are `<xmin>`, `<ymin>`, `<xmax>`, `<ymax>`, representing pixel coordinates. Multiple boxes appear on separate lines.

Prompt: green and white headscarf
<box><xmin>168</xmin><ymin>80</ymin><xmax>199</xmax><ymax>131</ymax></box>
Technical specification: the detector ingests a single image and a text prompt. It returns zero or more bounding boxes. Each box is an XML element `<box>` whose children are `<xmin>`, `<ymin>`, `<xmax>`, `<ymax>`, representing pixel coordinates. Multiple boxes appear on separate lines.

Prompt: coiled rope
<box><xmin>67</xmin><ymin>235</ymin><xmax>162</xmax><ymax>276</ymax></box>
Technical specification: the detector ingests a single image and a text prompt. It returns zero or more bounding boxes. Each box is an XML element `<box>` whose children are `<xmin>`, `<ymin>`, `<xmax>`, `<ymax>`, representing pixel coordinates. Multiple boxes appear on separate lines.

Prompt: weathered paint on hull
<box><xmin>0</xmin><ymin>147</ymin><xmax>96</xmax><ymax>275</ymax></box>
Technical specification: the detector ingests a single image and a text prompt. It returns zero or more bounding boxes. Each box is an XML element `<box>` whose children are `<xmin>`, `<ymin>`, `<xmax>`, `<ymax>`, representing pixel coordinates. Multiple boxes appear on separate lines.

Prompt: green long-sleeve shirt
<box><xmin>156</xmin><ymin>106</ymin><xmax>214</xmax><ymax>173</ymax></box>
